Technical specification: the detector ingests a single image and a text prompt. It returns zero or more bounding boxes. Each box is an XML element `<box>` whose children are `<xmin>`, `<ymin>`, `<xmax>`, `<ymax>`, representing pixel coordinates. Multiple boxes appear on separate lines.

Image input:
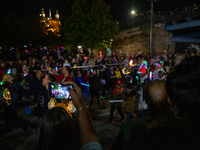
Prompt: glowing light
<box><xmin>150</xmin><ymin>71</ymin><xmax>152</xmax><ymax>80</ymax></box>
<box><xmin>78</xmin><ymin>46</ymin><xmax>82</xmax><ymax>49</ymax></box>
<box><xmin>131</xmin><ymin>11</ymin><xmax>135</xmax><ymax>14</ymax></box>
<box><xmin>40</xmin><ymin>48</ymin><xmax>42</xmax><ymax>50</ymax></box>
<box><xmin>7</xmin><ymin>69</ymin><xmax>11</xmax><ymax>74</ymax></box>
<box><xmin>160</xmin><ymin>61</ymin><xmax>164</xmax><ymax>64</ymax></box>
<box><xmin>0</xmin><ymin>81</ymin><xmax>4</xmax><ymax>85</ymax></box>
<box><xmin>122</xmin><ymin>68</ymin><xmax>130</xmax><ymax>75</ymax></box>
<box><xmin>0</xmin><ymin>47</ymin><xmax>1</xmax><ymax>49</ymax></box>
<box><xmin>24</xmin><ymin>45</ymin><xmax>27</xmax><ymax>48</ymax></box>
<box><xmin>100</xmin><ymin>51</ymin><xmax>102</xmax><ymax>59</ymax></box>
<box><xmin>81</xmin><ymin>83</ymin><xmax>90</xmax><ymax>87</ymax></box>
<box><xmin>25</xmin><ymin>50</ymin><xmax>28</xmax><ymax>53</ymax></box>
<box><xmin>136</xmin><ymin>76</ymin><xmax>139</xmax><ymax>80</ymax></box>
<box><xmin>129</xmin><ymin>60</ymin><xmax>133</xmax><ymax>66</ymax></box>
<box><xmin>44</xmin><ymin>47</ymin><xmax>46</xmax><ymax>49</ymax></box>
<box><xmin>164</xmin><ymin>50</ymin><xmax>166</xmax><ymax>52</ymax></box>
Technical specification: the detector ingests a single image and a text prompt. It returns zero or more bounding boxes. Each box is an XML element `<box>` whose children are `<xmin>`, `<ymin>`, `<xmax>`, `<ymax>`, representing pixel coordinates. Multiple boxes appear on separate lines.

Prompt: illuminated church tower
<box><xmin>40</xmin><ymin>8</ymin><xmax>61</xmax><ymax>36</ymax></box>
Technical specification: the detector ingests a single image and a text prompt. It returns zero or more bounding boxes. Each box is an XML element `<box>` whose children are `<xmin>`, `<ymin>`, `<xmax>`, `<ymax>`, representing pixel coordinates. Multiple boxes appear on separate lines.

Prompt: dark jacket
<box><xmin>89</xmin><ymin>74</ymin><xmax>100</xmax><ymax>94</ymax></box>
<box><xmin>25</xmin><ymin>74</ymin><xmax>49</xmax><ymax>118</ymax></box>
<box><xmin>8</xmin><ymin>82</ymin><xmax>20</xmax><ymax>102</ymax></box>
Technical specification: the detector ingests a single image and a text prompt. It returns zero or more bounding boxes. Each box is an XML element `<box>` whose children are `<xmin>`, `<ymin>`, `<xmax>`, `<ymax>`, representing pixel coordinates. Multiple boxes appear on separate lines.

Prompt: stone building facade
<box><xmin>112</xmin><ymin>23</ymin><xmax>175</xmax><ymax>56</ymax></box>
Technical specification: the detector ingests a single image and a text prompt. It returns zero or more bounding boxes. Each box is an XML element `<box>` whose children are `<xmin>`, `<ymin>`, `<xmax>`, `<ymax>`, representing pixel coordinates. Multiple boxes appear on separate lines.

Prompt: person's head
<box><xmin>115</xmin><ymin>80</ymin><xmax>122</xmax><ymax>89</ymax></box>
<box><xmin>160</xmin><ymin>61</ymin><xmax>164</xmax><ymax>67</ymax></box>
<box><xmin>36</xmin><ymin>70</ymin><xmax>43</xmax><ymax>80</ymax></box>
<box><xmin>62</xmin><ymin>66</ymin><xmax>72</xmax><ymax>77</ymax></box>
<box><xmin>7</xmin><ymin>74</ymin><xmax>15</xmax><ymax>83</ymax></box>
<box><xmin>42</xmin><ymin>55</ymin><xmax>47</xmax><ymax>61</ymax></box>
<box><xmin>144</xmin><ymin>80</ymin><xmax>170</xmax><ymax>110</ymax></box>
<box><xmin>38</xmin><ymin>107</ymin><xmax>81</xmax><ymax>150</ymax></box>
<box><xmin>116</xmin><ymin>67</ymin><xmax>119</xmax><ymax>71</ymax></box>
<box><xmin>110</xmin><ymin>67</ymin><xmax>113</xmax><ymax>71</ymax></box>
<box><xmin>64</xmin><ymin>59</ymin><xmax>68</xmax><ymax>64</ymax></box>
<box><xmin>42</xmin><ymin>74</ymin><xmax>55</xmax><ymax>87</ymax></box>
<box><xmin>158</xmin><ymin>71</ymin><xmax>165</xmax><ymax>79</ymax></box>
<box><xmin>166</xmin><ymin>56</ymin><xmax>200</xmax><ymax>117</ymax></box>
<box><xmin>1</xmin><ymin>62</ymin><xmax>5</xmax><ymax>67</ymax></box>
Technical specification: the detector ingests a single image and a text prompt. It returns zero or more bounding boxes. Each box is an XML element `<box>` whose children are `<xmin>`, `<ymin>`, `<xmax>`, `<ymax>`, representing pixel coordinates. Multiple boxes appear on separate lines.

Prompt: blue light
<box><xmin>81</xmin><ymin>83</ymin><xmax>90</xmax><ymax>87</ymax></box>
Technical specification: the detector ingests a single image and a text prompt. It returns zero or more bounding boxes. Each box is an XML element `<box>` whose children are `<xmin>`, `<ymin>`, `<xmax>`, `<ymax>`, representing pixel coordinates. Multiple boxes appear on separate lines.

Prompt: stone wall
<box><xmin>112</xmin><ymin>23</ymin><xmax>175</xmax><ymax>56</ymax></box>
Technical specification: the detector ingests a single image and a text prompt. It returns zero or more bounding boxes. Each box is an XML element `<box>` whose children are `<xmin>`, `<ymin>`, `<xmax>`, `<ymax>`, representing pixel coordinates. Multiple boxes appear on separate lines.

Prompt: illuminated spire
<box><xmin>41</xmin><ymin>8</ymin><xmax>45</xmax><ymax>17</ymax></box>
<box><xmin>49</xmin><ymin>9</ymin><xmax>52</xmax><ymax>19</ymax></box>
<box><xmin>55</xmin><ymin>10</ymin><xmax>59</xmax><ymax>19</ymax></box>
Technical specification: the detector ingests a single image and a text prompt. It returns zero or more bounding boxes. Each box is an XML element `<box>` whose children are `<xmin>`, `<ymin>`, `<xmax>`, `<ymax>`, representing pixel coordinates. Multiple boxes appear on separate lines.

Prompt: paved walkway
<box><xmin>0</xmin><ymin>92</ymin><xmax>123</xmax><ymax>150</ymax></box>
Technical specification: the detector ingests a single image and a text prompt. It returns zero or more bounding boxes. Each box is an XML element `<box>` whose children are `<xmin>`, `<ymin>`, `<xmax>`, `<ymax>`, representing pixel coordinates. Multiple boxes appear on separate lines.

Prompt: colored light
<box><xmin>150</xmin><ymin>71</ymin><xmax>152</xmax><ymax>80</ymax></box>
<box><xmin>7</xmin><ymin>69</ymin><xmax>11</xmax><ymax>74</ymax></box>
<box><xmin>24</xmin><ymin>45</ymin><xmax>27</xmax><ymax>48</ymax></box>
<box><xmin>81</xmin><ymin>83</ymin><xmax>90</xmax><ymax>87</ymax></box>
<box><xmin>40</xmin><ymin>48</ymin><xmax>42</xmax><ymax>50</ymax></box>
<box><xmin>25</xmin><ymin>50</ymin><xmax>28</xmax><ymax>53</ymax></box>
<box><xmin>44</xmin><ymin>47</ymin><xmax>46</xmax><ymax>49</ymax></box>
<box><xmin>129</xmin><ymin>60</ymin><xmax>133</xmax><ymax>66</ymax></box>
<box><xmin>0</xmin><ymin>81</ymin><xmax>4</xmax><ymax>85</ymax></box>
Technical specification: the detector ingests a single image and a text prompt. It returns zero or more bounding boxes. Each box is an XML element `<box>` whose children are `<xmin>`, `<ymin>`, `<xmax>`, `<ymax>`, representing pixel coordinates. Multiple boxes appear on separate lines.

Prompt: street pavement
<box><xmin>0</xmin><ymin>91</ymin><xmax>123</xmax><ymax>150</ymax></box>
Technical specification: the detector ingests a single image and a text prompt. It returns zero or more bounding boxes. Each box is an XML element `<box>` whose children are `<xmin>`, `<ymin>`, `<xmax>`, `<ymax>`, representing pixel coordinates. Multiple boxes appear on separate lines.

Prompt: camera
<box><xmin>48</xmin><ymin>83</ymin><xmax>74</xmax><ymax>100</ymax></box>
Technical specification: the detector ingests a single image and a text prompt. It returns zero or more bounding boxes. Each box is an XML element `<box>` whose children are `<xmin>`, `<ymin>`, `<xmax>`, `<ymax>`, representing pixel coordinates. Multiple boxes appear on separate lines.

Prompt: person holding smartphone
<box><xmin>23</xmin><ymin>67</ymin><xmax>56</xmax><ymax>118</ymax></box>
<box><xmin>38</xmin><ymin>81</ymin><xmax>102</xmax><ymax>150</ymax></box>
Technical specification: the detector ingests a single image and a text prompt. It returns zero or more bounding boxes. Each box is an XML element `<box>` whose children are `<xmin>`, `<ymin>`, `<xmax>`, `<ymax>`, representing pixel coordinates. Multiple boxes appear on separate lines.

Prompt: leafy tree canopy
<box><xmin>63</xmin><ymin>0</ymin><xmax>119</xmax><ymax>50</ymax></box>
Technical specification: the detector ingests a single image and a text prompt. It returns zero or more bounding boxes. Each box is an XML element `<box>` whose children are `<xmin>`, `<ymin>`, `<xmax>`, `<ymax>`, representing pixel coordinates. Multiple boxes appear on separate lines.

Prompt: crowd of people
<box><xmin>1</xmin><ymin>46</ymin><xmax>200</xmax><ymax>149</ymax></box>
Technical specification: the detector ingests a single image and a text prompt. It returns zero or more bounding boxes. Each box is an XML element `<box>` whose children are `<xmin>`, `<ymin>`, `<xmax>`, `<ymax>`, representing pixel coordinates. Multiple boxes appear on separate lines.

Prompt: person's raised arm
<box><xmin>65</xmin><ymin>81</ymin><xmax>99</xmax><ymax>146</ymax></box>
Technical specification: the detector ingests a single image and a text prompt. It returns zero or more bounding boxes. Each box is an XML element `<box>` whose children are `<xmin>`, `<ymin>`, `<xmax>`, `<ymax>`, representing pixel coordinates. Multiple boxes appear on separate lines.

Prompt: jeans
<box><xmin>109</xmin><ymin>105</ymin><xmax>124</xmax><ymax>122</ymax></box>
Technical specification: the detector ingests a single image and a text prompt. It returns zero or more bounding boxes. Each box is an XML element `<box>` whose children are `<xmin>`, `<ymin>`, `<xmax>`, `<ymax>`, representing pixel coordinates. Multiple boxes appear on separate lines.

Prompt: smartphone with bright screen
<box><xmin>48</xmin><ymin>83</ymin><xmax>74</xmax><ymax>100</ymax></box>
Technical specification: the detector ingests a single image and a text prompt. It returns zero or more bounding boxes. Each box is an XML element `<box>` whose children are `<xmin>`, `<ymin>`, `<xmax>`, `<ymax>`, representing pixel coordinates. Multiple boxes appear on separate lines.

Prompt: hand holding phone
<box><xmin>63</xmin><ymin>81</ymin><xmax>86</xmax><ymax>110</ymax></box>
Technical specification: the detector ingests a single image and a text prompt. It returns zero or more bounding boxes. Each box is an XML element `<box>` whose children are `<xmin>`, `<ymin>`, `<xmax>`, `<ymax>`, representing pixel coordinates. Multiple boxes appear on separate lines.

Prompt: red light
<box><xmin>164</xmin><ymin>50</ymin><xmax>166</xmax><ymax>52</ymax></box>
<box><xmin>25</xmin><ymin>50</ymin><xmax>28</xmax><ymax>53</ymax></box>
<box><xmin>40</xmin><ymin>48</ymin><xmax>42</xmax><ymax>50</ymax></box>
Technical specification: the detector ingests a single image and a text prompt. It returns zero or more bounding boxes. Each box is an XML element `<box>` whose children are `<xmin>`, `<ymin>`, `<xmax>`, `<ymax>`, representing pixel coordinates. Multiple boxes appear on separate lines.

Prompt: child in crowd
<box><xmin>108</xmin><ymin>80</ymin><xmax>125</xmax><ymax>124</ymax></box>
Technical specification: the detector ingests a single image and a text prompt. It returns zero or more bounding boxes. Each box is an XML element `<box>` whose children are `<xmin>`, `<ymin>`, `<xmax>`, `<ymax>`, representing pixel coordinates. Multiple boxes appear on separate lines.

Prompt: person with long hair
<box><xmin>38</xmin><ymin>81</ymin><xmax>102</xmax><ymax>150</ymax></box>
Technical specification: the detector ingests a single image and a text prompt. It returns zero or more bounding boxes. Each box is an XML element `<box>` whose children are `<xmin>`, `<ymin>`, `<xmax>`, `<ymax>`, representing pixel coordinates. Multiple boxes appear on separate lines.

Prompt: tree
<box><xmin>63</xmin><ymin>0</ymin><xmax>119</xmax><ymax>52</ymax></box>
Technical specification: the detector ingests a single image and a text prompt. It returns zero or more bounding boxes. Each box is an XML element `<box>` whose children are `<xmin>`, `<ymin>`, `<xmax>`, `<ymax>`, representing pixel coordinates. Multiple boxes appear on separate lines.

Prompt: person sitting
<box><xmin>38</xmin><ymin>81</ymin><xmax>102</xmax><ymax>150</ymax></box>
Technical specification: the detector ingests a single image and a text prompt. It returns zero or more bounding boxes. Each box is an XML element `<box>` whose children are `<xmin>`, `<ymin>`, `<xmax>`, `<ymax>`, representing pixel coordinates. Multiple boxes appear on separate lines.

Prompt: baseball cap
<box><xmin>116</xmin><ymin>80</ymin><xmax>122</xmax><ymax>85</ymax></box>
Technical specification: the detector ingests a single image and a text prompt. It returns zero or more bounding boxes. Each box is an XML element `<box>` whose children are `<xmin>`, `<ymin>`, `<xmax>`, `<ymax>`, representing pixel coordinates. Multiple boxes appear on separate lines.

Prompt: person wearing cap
<box><xmin>153</xmin><ymin>63</ymin><xmax>161</xmax><ymax>80</ymax></box>
<box><xmin>107</xmin><ymin>80</ymin><xmax>125</xmax><ymax>124</ymax></box>
<box><xmin>160</xmin><ymin>61</ymin><xmax>167</xmax><ymax>73</ymax></box>
<box><xmin>137</xmin><ymin>66</ymin><xmax>149</xmax><ymax>110</ymax></box>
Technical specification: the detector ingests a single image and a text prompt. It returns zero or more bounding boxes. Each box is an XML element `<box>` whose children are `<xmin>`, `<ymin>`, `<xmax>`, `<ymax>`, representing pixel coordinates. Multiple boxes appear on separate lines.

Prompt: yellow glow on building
<box><xmin>40</xmin><ymin>8</ymin><xmax>61</xmax><ymax>36</ymax></box>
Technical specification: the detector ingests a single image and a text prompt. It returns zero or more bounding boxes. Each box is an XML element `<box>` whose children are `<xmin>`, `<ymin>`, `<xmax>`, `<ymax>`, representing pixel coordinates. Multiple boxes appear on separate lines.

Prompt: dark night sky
<box><xmin>0</xmin><ymin>0</ymin><xmax>200</xmax><ymax>22</ymax></box>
